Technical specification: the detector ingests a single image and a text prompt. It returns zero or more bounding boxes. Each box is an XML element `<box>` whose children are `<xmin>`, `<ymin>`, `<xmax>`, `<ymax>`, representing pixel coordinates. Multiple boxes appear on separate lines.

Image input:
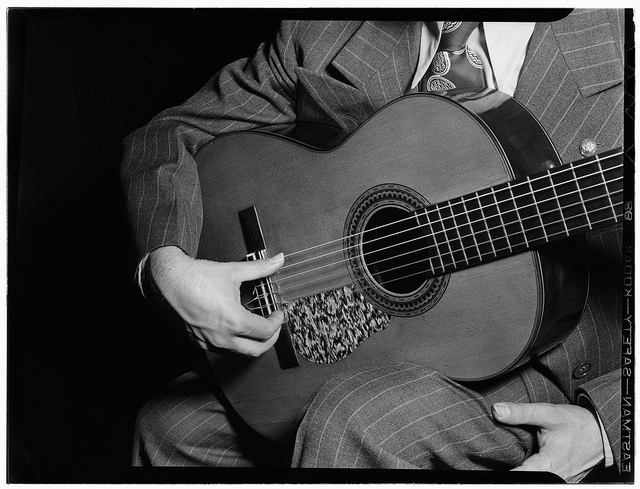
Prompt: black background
<box><xmin>7</xmin><ymin>8</ymin><xmax>282</xmax><ymax>482</ymax></box>
<box><xmin>6</xmin><ymin>8</ymin><xmax>582</xmax><ymax>483</ymax></box>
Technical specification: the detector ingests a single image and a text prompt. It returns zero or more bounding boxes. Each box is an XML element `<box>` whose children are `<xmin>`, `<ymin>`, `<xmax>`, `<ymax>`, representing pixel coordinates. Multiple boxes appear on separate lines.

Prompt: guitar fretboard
<box><xmin>415</xmin><ymin>149</ymin><xmax>624</xmax><ymax>276</ymax></box>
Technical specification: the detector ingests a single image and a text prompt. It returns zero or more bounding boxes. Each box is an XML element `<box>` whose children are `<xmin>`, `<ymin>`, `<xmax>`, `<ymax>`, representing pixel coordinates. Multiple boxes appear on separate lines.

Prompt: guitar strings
<box><xmin>275</xmin><ymin>158</ymin><xmax>623</xmax><ymax>288</ymax></box>
<box><xmin>240</xmin><ymin>152</ymin><xmax>624</xmax><ymax>311</ymax></box>
<box><xmin>269</xmin><ymin>177</ymin><xmax>623</xmax><ymax>301</ymax></box>
<box><xmin>247</xmin><ymin>206</ymin><xmax>623</xmax><ymax>312</ymax></box>
<box><xmin>247</xmin><ymin>172</ymin><xmax>624</xmax><ymax>309</ymax></box>
<box><xmin>277</xmin><ymin>174</ymin><xmax>623</xmax><ymax>284</ymax></box>
<box><xmin>246</xmin><ymin>197</ymin><xmax>623</xmax><ymax>311</ymax></box>
<box><xmin>294</xmin><ymin>191</ymin><xmax>623</xmax><ymax>285</ymax></box>
<box><xmin>280</xmin><ymin>150</ymin><xmax>622</xmax><ymax>265</ymax></box>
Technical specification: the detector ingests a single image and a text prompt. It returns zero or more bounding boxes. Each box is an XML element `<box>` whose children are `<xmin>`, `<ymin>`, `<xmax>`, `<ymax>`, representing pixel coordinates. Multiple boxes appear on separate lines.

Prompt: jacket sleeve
<box><xmin>577</xmin><ymin>369</ymin><xmax>622</xmax><ymax>471</ymax></box>
<box><xmin>120</xmin><ymin>21</ymin><xmax>303</xmax><ymax>259</ymax></box>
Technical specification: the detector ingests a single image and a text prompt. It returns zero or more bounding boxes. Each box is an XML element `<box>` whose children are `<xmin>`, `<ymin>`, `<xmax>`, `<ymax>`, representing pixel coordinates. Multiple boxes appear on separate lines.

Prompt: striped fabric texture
<box><xmin>514</xmin><ymin>9</ymin><xmax>624</xmax><ymax>163</ymax></box>
<box><xmin>132</xmin><ymin>371</ymin><xmax>288</xmax><ymax>467</ymax></box>
<box><xmin>123</xmin><ymin>10</ymin><xmax>626</xmax><ymax>470</ymax></box>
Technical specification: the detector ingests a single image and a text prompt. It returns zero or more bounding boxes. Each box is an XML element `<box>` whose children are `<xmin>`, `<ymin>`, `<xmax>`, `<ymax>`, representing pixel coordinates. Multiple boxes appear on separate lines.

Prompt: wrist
<box><xmin>149</xmin><ymin>246</ymin><xmax>193</xmax><ymax>299</ymax></box>
<box><xmin>141</xmin><ymin>246</ymin><xmax>193</xmax><ymax>328</ymax></box>
<box><xmin>577</xmin><ymin>394</ymin><xmax>613</xmax><ymax>468</ymax></box>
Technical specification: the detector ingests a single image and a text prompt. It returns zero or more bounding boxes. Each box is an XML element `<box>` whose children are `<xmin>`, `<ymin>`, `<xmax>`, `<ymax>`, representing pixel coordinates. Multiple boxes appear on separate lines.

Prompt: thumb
<box><xmin>233</xmin><ymin>252</ymin><xmax>285</xmax><ymax>282</ymax></box>
<box><xmin>492</xmin><ymin>402</ymin><xmax>555</xmax><ymax>429</ymax></box>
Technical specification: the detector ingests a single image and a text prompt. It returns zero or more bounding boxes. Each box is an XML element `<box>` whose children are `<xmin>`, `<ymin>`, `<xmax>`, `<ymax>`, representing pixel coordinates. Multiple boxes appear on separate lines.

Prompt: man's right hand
<box><xmin>149</xmin><ymin>246</ymin><xmax>285</xmax><ymax>357</ymax></box>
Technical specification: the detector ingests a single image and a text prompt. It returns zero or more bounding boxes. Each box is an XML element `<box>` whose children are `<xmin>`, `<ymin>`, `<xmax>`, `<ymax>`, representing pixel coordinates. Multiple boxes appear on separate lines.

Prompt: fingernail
<box><xmin>268</xmin><ymin>252</ymin><xmax>284</xmax><ymax>263</ymax></box>
<box><xmin>493</xmin><ymin>403</ymin><xmax>510</xmax><ymax>418</ymax></box>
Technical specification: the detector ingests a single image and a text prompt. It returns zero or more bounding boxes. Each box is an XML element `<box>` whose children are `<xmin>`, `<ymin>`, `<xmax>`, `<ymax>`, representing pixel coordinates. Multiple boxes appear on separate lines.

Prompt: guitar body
<box><xmin>196</xmin><ymin>91</ymin><xmax>589</xmax><ymax>442</ymax></box>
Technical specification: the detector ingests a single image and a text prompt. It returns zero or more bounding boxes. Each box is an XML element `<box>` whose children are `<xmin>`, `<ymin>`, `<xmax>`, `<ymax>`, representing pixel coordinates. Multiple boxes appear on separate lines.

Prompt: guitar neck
<box><xmin>417</xmin><ymin>148</ymin><xmax>624</xmax><ymax>276</ymax></box>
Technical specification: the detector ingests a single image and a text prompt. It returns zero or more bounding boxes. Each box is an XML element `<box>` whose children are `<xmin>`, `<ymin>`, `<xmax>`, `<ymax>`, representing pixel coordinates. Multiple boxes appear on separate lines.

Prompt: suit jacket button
<box><xmin>579</xmin><ymin>139</ymin><xmax>599</xmax><ymax>157</ymax></box>
<box><xmin>573</xmin><ymin>362</ymin><xmax>592</xmax><ymax>379</ymax></box>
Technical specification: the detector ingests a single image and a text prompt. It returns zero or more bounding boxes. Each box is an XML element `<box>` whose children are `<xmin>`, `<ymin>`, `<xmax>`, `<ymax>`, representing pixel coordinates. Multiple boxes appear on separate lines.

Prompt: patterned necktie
<box><xmin>422</xmin><ymin>21</ymin><xmax>484</xmax><ymax>92</ymax></box>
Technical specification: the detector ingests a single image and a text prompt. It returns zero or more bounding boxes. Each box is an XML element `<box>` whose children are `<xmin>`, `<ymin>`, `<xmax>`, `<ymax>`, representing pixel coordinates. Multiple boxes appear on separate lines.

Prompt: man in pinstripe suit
<box><xmin>122</xmin><ymin>10</ymin><xmax>626</xmax><ymax>480</ymax></box>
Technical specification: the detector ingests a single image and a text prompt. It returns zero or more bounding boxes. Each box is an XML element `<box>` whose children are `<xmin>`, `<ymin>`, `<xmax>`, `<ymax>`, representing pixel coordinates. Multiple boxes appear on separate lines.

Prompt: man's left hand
<box><xmin>492</xmin><ymin>402</ymin><xmax>604</xmax><ymax>482</ymax></box>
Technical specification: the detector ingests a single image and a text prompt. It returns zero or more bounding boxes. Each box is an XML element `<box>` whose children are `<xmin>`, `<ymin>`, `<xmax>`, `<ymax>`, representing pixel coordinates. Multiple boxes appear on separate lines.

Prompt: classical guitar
<box><xmin>195</xmin><ymin>90</ymin><xmax>624</xmax><ymax>442</ymax></box>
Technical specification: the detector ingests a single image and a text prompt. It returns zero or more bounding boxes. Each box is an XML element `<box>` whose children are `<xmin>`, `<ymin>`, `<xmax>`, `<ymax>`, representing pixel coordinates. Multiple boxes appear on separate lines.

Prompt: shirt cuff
<box><xmin>577</xmin><ymin>393</ymin><xmax>614</xmax><ymax>468</ymax></box>
<box><xmin>135</xmin><ymin>253</ymin><xmax>150</xmax><ymax>299</ymax></box>
<box><xmin>135</xmin><ymin>251</ymin><xmax>171</xmax><ymax>311</ymax></box>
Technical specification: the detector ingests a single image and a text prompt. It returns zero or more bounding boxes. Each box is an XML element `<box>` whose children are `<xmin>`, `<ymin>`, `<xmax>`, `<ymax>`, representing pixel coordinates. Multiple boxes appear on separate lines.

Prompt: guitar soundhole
<box><xmin>345</xmin><ymin>184</ymin><xmax>449</xmax><ymax>317</ymax></box>
<box><xmin>362</xmin><ymin>206</ymin><xmax>429</xmax><ymax>295</ymax></box>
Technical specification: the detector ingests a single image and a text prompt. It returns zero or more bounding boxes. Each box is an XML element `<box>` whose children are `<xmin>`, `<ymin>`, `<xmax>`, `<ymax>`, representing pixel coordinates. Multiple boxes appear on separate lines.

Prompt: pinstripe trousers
<box><xmin>133</xmin><ymin>361</ymin><xmax>567</xmax><ymax>468</ymax></box>
<box><xmin>132</xmin><ymin>371</ymin><xmax>287</xmax><ymax>467</ymax></box>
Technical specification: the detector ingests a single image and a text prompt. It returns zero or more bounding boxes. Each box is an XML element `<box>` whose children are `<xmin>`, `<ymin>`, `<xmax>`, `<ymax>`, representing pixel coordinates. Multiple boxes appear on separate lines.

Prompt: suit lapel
<box><xmin>297</xmin><ymin>21</ymin><xmax>421</xmax><ymax>130</ymax></box>
<box><xmin>331</xmin><ymin>21</ymin><xmax>420</xmax><ymax>92</ymax></box>
<box><xmin>550</xmin><ymin>9</ymin><xmax>624</xmax><ymax>97</ymax></box>
<box><xmin>516</xmin><ymin>9</ymin><xmax>623</xmax><ymax>102</ymax></box>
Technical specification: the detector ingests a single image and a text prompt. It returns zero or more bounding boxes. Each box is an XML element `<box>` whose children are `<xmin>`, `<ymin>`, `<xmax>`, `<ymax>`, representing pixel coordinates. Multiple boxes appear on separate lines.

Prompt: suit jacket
<box><xmin>121</xmin><ymin>9</ymin><xmax>626</xmax><ymax>468</ymax></box>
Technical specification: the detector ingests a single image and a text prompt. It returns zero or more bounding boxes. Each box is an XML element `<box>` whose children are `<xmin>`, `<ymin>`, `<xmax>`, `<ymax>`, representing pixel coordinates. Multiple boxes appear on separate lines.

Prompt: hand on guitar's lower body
<box><xmin>492</xmin><ymin>402</ymin><xmax>605</xmax><ymax>482</ymax></box>
<box><xmin>149</xmin><ymin>246</ymin><xmax>285</xmax><ymax>357</ymax></box>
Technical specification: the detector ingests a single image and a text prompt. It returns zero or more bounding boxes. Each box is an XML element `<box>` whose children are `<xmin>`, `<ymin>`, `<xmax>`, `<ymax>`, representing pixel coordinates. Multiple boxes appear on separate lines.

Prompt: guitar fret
<box><xmin>492</xmin><ymin>186</ymin><xmax>527</xmax><ymax>253</ymax></box>
<box><xmin>449</xmin><ymin>200</ymin><xmax>470</xmax><ymax>265</ymax></box>
<box><xmin>458</xmin><ymin>196</ymin><xmax>483</xmax><ymax>264</ymax></box>
<box><xmin>478</xmin><ymin>189</ymin><xmax>510</xmax><ymax>255</ymax></box>
<box><xmin>526</xmin><ymin>176</ymin><xmax>549</xmax><ymax>242</ymax></box>
<box><xmin>433</xmin><ymin>204</ymin><xmax>457</xmax><ymax>270</ymax></box>
<box><xmin>550</xmin><ymin>165</ymin><xmax>590</xmax><ymax>233</ymax></box>
<box><xmin>578</xmin><ymin>156</ymin><xmax>623</xmax><ymax>225</ymax></box>
<box><xmin>438</xmin><ymin>201</ymin><xmax>469</xmax><ymax>267</ymax></box>
<box><xmin>506</xmin><ymin>182</ymin><xmax>530</xmax><ymax>248</ymax></box>
<box><xmin>421</xmin><ymin>207</ymin><xmax>447</xmax><ymax>274</ymax></box>
<box><xmin>599</xmin><ymin>153</ymin><xmax>624</xmax><ymax>218</ymax></box>
<box><xmin>570</xmin><ymin>165</ymin><xmax>593</xmax><ymax>230</ymax></box>
<box><xmin>547</xmin><ymin>174</ymin><xmax>570</xmax><ymax>237</ymax></box>
<box><xmin>468</xmin><ymin>192</ymin><xmax>496</xmax><ymax>258</ymax></box>
<box><xmin>512</xmin><ymin>177</ymin><xmax>548</xmax><ymax>247</ymax></box>
<box><xmin>412</xmin><ymin>210</ymin><xmax>436</xmax><ymax>276</ymax></box>
<box><xmin>597</xmin><ymin>156</ymin><xmax>618</xmax><ymax>219</ymax></box>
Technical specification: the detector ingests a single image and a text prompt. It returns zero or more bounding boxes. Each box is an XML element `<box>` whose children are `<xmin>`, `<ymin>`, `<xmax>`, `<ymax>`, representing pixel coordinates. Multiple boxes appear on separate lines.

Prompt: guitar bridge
<box><xmin>244</xmin><ymin>249</ymin><xmax>278</xmax><ymax>316</ymax></box>
<box><xmin>239</xmin><ymin>207</ymin><xmax>299</xmax><ymax>369</ymax></box>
